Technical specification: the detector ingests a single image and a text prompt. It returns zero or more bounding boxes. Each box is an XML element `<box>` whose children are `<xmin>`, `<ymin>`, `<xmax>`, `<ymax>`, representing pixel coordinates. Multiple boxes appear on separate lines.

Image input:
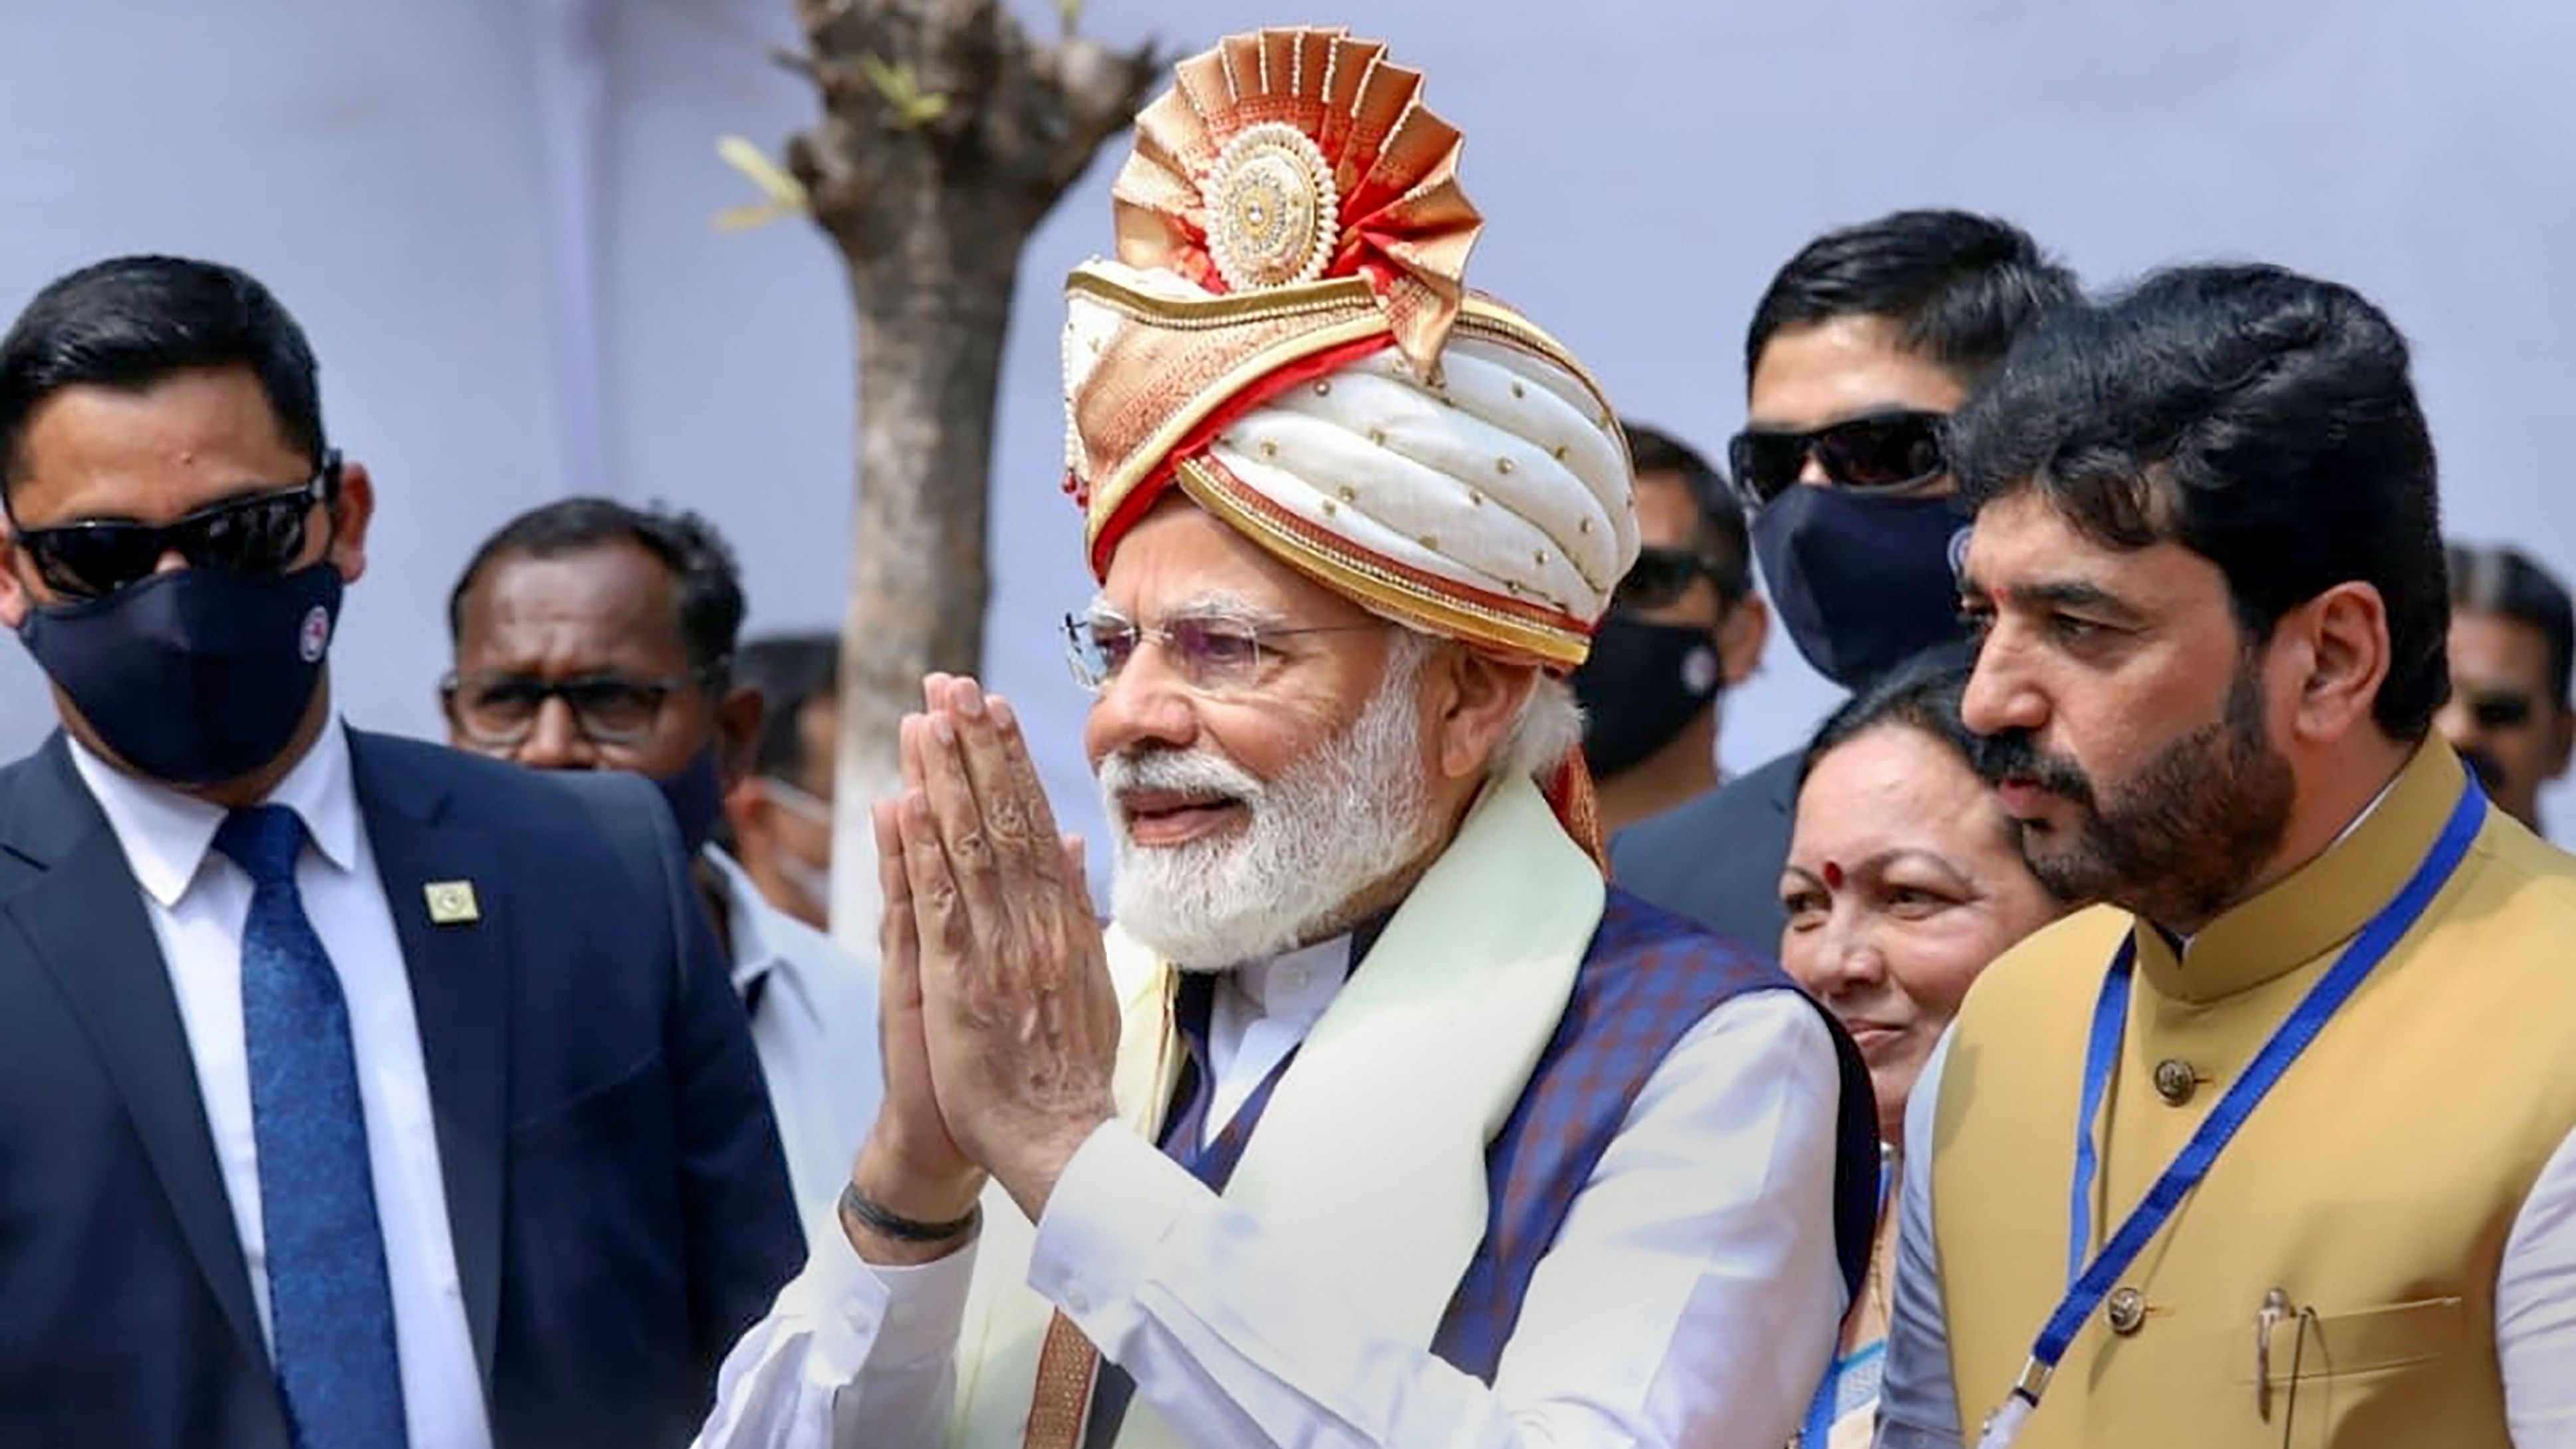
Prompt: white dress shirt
<box><xmin>69</xmin><ymin>722</ymin><xmax>493</xmax><ymax>1449</ymax></box>
<box><xmin>1874</xmin><ymin>1033</ymin><xmax>2576</xmax><ymax>1448</ymax></box>
<box><xmin>691</xmin><ymin>941</ymin><xmax>1846</xmax><ymax>1449</ymax></box>
<box><xmin>704</xmin><ymin>845</ymin><xmax>882</xmax><ymax>1232</ymax></box>
<box><xmin>1200</xmin><ymin>934</ymin><xmax>1345</xmax><ymax>1143</ymax></box>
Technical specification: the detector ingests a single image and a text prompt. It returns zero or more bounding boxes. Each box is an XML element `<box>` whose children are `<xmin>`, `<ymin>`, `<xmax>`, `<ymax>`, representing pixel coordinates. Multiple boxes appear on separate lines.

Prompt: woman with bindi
<box><xmin>1775</xmin><ymin>646</ymin><xmax>2071</xmax><ymax>1446</ymax></box>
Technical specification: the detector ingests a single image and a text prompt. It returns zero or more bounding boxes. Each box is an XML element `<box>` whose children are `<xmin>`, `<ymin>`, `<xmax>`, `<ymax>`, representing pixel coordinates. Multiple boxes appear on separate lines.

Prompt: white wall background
<box><xmin>3</xmin><ymin>0</ymin><xmax>2572</xmax><ymax>853</ymax></box>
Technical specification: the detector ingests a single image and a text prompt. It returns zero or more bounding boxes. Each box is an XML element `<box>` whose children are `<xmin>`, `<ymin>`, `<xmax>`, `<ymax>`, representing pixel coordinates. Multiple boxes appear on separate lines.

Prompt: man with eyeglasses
<box><xmin>724</xmin><ymin>631</ymin><xmax>842</xmax><ymax>932</ymax></box>
<box><xmin>0</xmin><ymin>255</ymin><xmax>801</xmax><ymax>1448</ymax></box>
<box><xmin>691</xmin><ymin>26</ymin><xmax>1873</xmax><ymax>1449</ymax></box>
<box><xmin>1573</xmin><ymin>422</ymin><xmax>1769</xmax><ymax>835</ymax></box>
<box><xmin>2436</xmin><ymin>542</ymin><xmax>2575</xmax><ymax>836</ymax></box>
<box><xmin>1611</xmin><ymin>210</ymin><xmax>2079</xmax><ymax>955</ymax></box>
<box><xmin>443</xmin><ymin>500</ymin><xmax>880</xmax><ymax>1226</ymax></box>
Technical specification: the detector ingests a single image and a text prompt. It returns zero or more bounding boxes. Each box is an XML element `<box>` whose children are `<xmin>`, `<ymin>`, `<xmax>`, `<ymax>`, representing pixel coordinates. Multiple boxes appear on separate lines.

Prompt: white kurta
<box><xmin>692</xmin><ymin>777</ymin><xmax>1847</xmax><ymax>1449</ymax></box>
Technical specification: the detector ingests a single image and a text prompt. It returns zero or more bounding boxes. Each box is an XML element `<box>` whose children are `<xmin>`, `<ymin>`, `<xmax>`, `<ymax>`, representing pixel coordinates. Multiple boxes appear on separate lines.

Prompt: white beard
<box><xmin>1100</xmin><ymin>660</ymin><xmax>1434</xmax><ymax>972</ymax></box>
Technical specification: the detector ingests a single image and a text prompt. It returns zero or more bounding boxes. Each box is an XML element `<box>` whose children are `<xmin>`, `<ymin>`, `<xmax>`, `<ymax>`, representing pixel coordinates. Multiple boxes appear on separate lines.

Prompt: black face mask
<box><xmin>653</xmin><ymin>745</ymin><xmax>728</xmax><ymax>857</ymax></box>
<box><xmin>1572</xmin><ymin>613</ymin><xmax>1724</xmax><ymax>779</ymax></box>
<box><xmin>1750</xmin><ymin>487</ymin><xmax>1970</xmax><ymax>692</ymax></box>
<box><xmin>19</xmin><ymin>563</ymin><xmax>342</xmax><ymax>787</ymax></box>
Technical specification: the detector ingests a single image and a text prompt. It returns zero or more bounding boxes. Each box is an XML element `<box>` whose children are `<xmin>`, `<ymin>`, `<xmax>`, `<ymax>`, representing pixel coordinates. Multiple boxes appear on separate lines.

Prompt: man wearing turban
<box><xmin>696</xmin><ymin>27</ymin><xmax>1874</xmax><ymax>1449</ymax></box>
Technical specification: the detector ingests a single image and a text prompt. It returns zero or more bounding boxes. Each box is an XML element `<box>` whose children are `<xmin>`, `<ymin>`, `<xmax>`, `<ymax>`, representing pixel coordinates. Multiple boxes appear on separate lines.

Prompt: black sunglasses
<box><xmin>2464</xmin><ymin>689</ymin><xmax>2538</xmax><ymax>730</ymax></box>
<box><xmin>1728</xmin><ymin>411</ymin><xmax>1947</xmax><ymax>507</ymax></box>
<box><xmin>7</xmin><ymin>451</ymin><xmax>342</xmax><ymax>601</ymax></box>
<box><xmin>1614</xmin><ymin>545</ymin><xmax>1743</xmax><ymax>612</ymax></box>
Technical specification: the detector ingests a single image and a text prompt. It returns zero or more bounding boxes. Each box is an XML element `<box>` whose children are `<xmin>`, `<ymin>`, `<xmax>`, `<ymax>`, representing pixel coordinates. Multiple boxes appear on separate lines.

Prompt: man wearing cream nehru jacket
<box><xmin>694</xmin><ymin>25</ymin><xmax>1877</xmax><ymax>1449</ymax></box>
<box><xmin>1878</xmin><ymin>267</ymin><xmax>2576</xmax><ymax>1448</ymax></box>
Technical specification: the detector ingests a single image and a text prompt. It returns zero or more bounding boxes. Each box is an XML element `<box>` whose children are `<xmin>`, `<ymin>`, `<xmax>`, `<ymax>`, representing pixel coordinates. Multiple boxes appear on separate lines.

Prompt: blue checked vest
<box><xmin>1148</xmin><ymin>886</ymin><xmax>1873</xmax><ymax>1384</ymax></box>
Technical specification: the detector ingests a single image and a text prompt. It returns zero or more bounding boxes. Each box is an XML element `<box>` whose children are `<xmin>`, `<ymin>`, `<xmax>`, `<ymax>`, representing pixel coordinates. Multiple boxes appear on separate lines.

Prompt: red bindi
<box><xmin>1822</xmin><ymin>860</ymin><xmax>1845</xmax><ymax>890</ymax></box>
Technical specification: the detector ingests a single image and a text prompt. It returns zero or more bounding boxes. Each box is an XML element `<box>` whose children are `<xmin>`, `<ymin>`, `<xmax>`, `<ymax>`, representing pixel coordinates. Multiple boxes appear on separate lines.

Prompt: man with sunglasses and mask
<box><xmin>1574</xmin><ymin>423</ymin><xmax>1768</xmax><ymax>835</ymax></box>
<box><xmin>0</xmin><ymin>256</ymin><xmax>801</xmax><ymax>1448</ymax></box>
<box><xmin>443</xmin><ymin>501</ymin><xmax>881</xmax><ymax>1228</ymax></box>
<box><xmin>1611</xmin><ymin>210</ymin><xmax>2077</xmax><ymax>952</ymax></box>
<box><xmin>2436</xmin><ymin>542</ymin><xmax>2574</xmax><ymax>836</ymax></box>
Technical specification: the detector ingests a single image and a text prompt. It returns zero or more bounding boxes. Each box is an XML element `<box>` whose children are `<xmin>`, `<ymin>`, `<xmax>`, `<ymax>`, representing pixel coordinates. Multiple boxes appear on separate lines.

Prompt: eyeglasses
<box><xmin>442</xmin><ymin>668</ymin><xmax>706</xmax><ymax>749</ymax></box>
<box><xmin>6</xmin><ymin>451</ymin><xmax>342</xmax><ymax>600</ymax></box>
<box><xmin>2463</xmin><ymin>688</ymin><xmax>2538</xmax><ymax>729</ymax></box>
<box><xmin>1063</xmin><ymin>608</ymin><xmax>1382</xmax><ymax>695</ymax></box>
<box><xmin>1613</xmin><ymin>545</ymin><xmax>1745</xmax><ymax>612</ymax></box>
<box><xmin>1728</xmin><ymin>412</ymin><xmax>1947</xmax><ymax>507</ymax></box>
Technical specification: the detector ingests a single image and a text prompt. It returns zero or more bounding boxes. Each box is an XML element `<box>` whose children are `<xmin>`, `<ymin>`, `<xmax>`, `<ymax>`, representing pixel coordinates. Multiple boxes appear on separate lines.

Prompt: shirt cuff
<box><xmin>1027</xmin><ymin>1123</ymin><xmax>1208</xmax><ymax>1352</ymax></box>
<box><xmin>786</xmin><ymin>1226</ymin><xmax>982</xmax><ymax>1370</ymax></box>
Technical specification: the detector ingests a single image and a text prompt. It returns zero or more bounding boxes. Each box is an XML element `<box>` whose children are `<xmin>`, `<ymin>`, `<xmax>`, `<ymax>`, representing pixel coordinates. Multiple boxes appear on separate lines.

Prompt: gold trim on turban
<box><xmin>1061</xmin><ymin>26</ymin><xmax>1638</xmax><ymax>676</ymax></box>
<box><xmin>1110</xmin><ymin>27</ymin><xmax>1481</xmax><ymax>375</ymax></box>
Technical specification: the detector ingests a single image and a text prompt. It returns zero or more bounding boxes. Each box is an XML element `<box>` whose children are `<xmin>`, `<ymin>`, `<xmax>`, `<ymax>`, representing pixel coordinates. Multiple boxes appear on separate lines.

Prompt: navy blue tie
<box><xmin>217</xmin><ymin>805</ymin><xmax>410</xmax><ymax>1449</ymax></box>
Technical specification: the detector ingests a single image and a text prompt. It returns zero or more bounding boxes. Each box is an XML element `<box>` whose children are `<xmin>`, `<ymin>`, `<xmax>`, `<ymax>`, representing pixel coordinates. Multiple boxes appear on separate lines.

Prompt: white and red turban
<box><xmin>1059</xmin><ymin>27</ymin><xmax>1639</xmax><ymax>850</ymax></box>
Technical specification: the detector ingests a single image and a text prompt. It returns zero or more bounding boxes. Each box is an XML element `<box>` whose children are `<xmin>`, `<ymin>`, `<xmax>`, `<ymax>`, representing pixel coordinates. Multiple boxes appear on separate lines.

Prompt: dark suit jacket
<box><xmin>0</xmin><ymin>730</ymin><xmax>803</xmax><ymax>1449</ymax></box>
<box><xmin>1608</xmin><ymin>749</ymin><xmax>1801</xmax><ymax>956</ymax></box>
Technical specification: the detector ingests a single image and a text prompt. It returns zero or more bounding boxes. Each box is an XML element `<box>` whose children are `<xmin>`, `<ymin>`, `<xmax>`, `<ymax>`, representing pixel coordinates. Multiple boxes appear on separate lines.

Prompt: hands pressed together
<box><xmin>842</xmin><ymin>673</ymin><xmax>1123</xmax><ymax>1264</ymax></box>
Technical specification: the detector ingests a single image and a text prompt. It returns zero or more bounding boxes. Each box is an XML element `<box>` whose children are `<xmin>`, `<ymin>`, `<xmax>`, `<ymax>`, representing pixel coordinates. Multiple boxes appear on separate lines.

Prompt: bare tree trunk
<box><xmin>776</xmin><ymin>0</ymin><xmax>1159</xmax><ymax>958</ymax></box>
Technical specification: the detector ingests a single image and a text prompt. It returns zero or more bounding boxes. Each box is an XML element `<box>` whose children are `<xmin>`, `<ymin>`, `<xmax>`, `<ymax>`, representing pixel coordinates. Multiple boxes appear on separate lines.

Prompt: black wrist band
<box><xmin>839</xmin><ymin>1181</ymin><xmax>981</xmax><ymax>1243</ymax></box>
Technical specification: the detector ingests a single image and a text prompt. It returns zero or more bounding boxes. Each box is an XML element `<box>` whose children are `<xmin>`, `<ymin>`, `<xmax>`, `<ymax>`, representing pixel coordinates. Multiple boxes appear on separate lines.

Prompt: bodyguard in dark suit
<box><xmin>0</xmin><ymin>256</ymin><xmax>803</xmax><ymax>1449</ymax></box>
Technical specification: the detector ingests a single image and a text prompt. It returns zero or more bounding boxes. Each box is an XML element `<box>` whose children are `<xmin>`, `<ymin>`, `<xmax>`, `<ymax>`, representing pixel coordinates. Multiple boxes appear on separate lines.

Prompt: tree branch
<box><xmin>769</xmin><ymin>45</ymin><xmax>822</xmax><ymax>85</ymax></box>
<box><xmin>1017</xmin><ymin>33</ymin><xmax>1164</xmax><ymax>213</ymax></box>
<box><xmin>788</xmin><ymin>0</ymin><xmax>1167</xmax><ymax>240</ymax></box>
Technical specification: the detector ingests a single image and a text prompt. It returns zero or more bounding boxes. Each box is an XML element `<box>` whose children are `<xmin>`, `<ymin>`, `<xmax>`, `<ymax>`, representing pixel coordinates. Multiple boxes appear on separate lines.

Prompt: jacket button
<box><xmin>2153</xmin><ymin>1058</ymin><xmax>2199</xmax><ymax>1105</ymax></box>
<box><xmin>2106</xmin><ymin>1285</ymin><xmax>2148</xmax><ymax>1335</ymax></box>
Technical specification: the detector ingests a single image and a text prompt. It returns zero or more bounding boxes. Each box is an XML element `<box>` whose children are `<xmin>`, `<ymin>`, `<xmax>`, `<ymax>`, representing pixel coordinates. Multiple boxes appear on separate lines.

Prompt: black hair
<box><xmin>1948</xmin><ymin>263</ymin><xmax>2448</xmax><ymax>741</ymax></box>
<box><xmin>0</xmin><ymin>255</ymin><xmax>325</xmax><ymax>491</ymax></box>
<box><xmin>448</xmin><ymin>497</ymin><xmax>747</xmax><ymax>686</ymax></box>
<box><xmin>1745</xmin><ymin>209</ymin><xmax>2079</xmax><ymax>388</ymax></box>
<box><xmin>2450</xmin><ymin>542</ymin><xmax>2575</xmax><ymax>708</ymax></box>
<box><xmin>1620</xmin><ymin>419</ymin><xmax>1749</xmax><ymax>598</ymax></box>
<box><xmin>735</xmin><ymin>632</ymin><xmax>841</xmax><ymax>778</ymax></box>
<box><xmin>1796</xmin><ymin>642</ymin><xmax>1985</xmax><ymax>797</ymax></box>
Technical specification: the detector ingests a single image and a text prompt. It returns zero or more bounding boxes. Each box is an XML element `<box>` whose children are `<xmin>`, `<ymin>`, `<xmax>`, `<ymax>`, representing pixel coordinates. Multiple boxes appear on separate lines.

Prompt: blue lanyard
<box><xmin>1801</xmin><ymin>1151</ymin><xmax>1896</xmax><ymax>1446</ymax></box>
<box><xmin>1800</xmin><ymin>1331</ymin><xmax>1845</xmax><ymax>1447</ymax></box>
<box><xmin>1800</xmin><ymin>1362</ymin><xmax>1836</xmax><ymax>1449</ymax></box>
<box><xmin>1995</xmin><ymin>777</ymin><xmax>2484</xmax><ymax>1428</ymax></box>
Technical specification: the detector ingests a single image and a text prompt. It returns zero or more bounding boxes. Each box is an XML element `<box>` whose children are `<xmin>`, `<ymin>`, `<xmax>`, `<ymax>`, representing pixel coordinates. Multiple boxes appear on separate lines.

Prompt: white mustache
<box><xmin>1098</xmin><ymin>747</ymin><xmax>1267</xmax><ymax>808</ymax></box>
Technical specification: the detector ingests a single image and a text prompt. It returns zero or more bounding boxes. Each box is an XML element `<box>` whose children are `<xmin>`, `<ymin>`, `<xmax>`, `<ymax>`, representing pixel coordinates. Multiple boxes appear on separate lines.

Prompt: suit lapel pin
<box><xmin>424</xmin><ymin>880</ymin><xmax>481</xmax><ymax>926</ymax></box>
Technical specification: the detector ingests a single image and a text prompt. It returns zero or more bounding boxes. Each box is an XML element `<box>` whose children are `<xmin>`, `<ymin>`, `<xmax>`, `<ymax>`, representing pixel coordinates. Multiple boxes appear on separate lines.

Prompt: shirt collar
<box><xmin>2134</xmin><ymin>738</ymin><xmax>2466</xmax><ymax>1003</ymax></box>
<box><xmin>2153</xmin><ymin>768</ymin><xmax>2404</xmax><ymax>958</ymax></box>
<box><xmin>68</xmin><ymin>719</ymin><xmax>362</xmax><ymax>908</ymax></box>
<box><xmin>1230</xmin><ymin>933</ymin><xmax>1352</xmax><ymax>1023</ymax></box>
<box><xmin>702</xmin><ymin>844</ymin><xmax>788</xmax><ymax>995</ymax></box>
